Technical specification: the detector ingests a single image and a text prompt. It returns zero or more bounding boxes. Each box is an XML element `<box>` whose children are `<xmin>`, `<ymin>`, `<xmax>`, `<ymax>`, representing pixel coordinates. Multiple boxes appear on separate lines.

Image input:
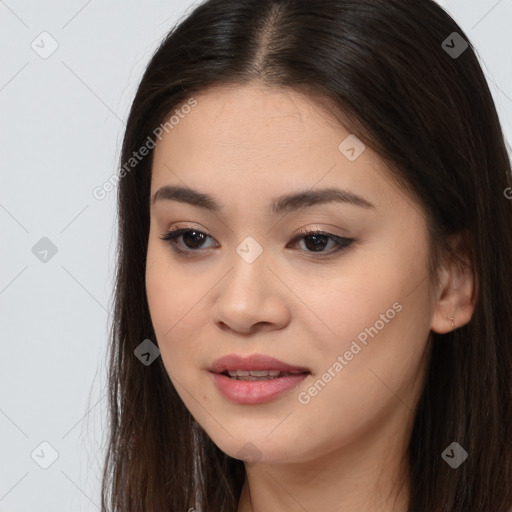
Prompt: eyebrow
<box><xmin>151</xmin><ymin>184</ymin><xmax>376</xmax><ymax>214</ymax></box>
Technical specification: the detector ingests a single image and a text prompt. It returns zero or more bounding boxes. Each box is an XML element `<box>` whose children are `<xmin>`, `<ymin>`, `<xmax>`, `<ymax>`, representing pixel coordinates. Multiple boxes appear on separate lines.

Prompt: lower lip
<box><xmin>211</xmin><ymin>372</ymin><xmax>309</xmax><ymax>404</ymax></box>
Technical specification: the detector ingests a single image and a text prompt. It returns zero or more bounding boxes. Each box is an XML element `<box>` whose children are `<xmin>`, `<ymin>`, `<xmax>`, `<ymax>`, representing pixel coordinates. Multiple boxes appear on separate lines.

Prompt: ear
<box><xmin>430</xmin><ymin>232</ymin><xmax>478</xmax><ymax>334</ymax></box>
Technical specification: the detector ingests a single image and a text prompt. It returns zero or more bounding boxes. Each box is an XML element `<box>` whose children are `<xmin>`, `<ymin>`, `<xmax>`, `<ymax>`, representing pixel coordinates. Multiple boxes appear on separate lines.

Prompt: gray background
<box><xmin>1</xmin><ymin>1</ymin><xmax>511</xmax><ymax>510</ymax></box>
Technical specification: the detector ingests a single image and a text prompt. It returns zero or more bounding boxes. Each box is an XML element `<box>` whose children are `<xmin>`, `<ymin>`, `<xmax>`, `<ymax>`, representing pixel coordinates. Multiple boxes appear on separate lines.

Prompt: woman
<box><xmin>101</xmin><ymin>0</ymin><xmax>512</xmax><ymax>510</ymax></box>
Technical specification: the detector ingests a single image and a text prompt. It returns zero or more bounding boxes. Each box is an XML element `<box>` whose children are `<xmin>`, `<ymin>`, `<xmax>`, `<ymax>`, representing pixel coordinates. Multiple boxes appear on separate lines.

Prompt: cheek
<box><xmin>146</xmin><ymin>233</ymin><xmax>208</xmax><ymax>328</ymax></box>
<box><xmin>298</xmin><ymin>235</ymin><xmax>433</xmax><ymax>400</ymax></box>
<box><xmin>146</xmin><ymin>265</ymin><xmax>211</xmax><ymax>415</ymax></box>
<box><xmin>304</xmin><ymin>244</ymin><xmax>428</xmax><ymax>353</ymax></box>
<box><xmin>145</xmin><ymin>242</ymin><xmax>203</xmax><ymax>372</ymax></box>
<box><xmin>288</xmin><ymin>281</ymin><xmax>431</xmax><ymax>461</ymax></box>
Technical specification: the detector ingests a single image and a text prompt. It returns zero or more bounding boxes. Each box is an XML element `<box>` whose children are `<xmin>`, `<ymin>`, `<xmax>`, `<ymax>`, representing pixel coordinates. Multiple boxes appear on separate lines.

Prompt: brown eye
<box><xmin>180</xmin><ymin>230</ymin><xmax>207</xmax><ymax>249</ymax></box>
<box><xmin>159</xmin><ymin>228</ymin><xmax>218</xmax><ymax>254</ymax></box>
<box><xmin>300</xmin><ymin>233</ymin><xmax>332</xmax><ymax>252</ymax></box>
<box><xmin>289</xmin><ymin>230</ymin><xmax>354</xmax><ymax>255</ymax></box>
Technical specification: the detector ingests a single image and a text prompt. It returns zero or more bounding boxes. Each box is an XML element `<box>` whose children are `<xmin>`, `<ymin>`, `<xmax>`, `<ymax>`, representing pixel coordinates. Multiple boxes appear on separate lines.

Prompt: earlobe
<box><xmin>430</xmin><ymin>234</ymin><xmax>478</xmax><ymax>335</ymax></box>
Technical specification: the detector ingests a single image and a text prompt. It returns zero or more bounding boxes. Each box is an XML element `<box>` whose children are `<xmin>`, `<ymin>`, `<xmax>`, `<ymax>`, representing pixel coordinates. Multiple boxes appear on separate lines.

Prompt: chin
<box><xmin>204</xmin><ymin>429</ymin><xmax>305</xmax><ymax>465</ymax></box>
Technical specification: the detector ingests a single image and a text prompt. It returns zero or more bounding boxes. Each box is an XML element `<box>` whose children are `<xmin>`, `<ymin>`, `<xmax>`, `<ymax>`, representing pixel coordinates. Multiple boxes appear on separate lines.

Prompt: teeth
<box><xmin>250</xmin><ymin>370</ymin><xmax>281</xmax><ymax>377</ymax></box>
<box><xmin>228</xmin><ymin>370</ymin><xmax>250</xmax><ymax>377</ymax></box>
<box><xmin>225</xmin><ymin>369</ymin><xmax>305</xmax><ymax>380</ymax></box>
<box><xmin>227</xmin><ymin>369</ymin><xmax>286</xmax><ymax>377</ymax></box>
<box><xmin>235</xmin><ymin>376</ymin><xmax>276</xmax><ymax>381</ymax></box>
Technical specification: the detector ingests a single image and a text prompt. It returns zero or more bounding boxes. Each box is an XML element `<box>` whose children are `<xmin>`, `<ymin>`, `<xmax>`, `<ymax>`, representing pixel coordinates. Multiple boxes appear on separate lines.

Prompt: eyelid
<box><xmin>292</xmin><ymin>224</ymin><xmax>346</xmax><ymax>238</ymax></box>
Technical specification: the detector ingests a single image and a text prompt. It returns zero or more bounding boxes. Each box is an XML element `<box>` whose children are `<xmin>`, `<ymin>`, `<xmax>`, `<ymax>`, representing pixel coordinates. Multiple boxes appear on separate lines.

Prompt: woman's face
<box><xmin>146</xmin><ymin>82</ymin><xmax>437</xmax><ymax>464</ymax></box>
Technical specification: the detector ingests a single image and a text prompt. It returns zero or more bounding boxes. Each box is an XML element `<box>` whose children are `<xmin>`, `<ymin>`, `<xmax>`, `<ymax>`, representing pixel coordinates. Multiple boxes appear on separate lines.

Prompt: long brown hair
<box><xmin>101</xmin><ymin>0</ymin><xmax>512</xmax><ymax>510</ymax></box>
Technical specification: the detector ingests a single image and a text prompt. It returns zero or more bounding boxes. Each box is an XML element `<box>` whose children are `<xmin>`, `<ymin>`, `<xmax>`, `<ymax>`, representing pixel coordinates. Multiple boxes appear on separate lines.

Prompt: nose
<box><xmin>212</xmin><ymin>250</ymin><xmax>291</xmax><ymax>335</ymax></box>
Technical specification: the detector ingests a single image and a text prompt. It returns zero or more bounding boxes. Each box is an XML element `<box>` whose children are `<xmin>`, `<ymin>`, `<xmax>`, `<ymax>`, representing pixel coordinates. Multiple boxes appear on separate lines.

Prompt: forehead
<box><xmin>149</xmin><ymin>82</ymin><xmax>403</xmax><ymax>218</ymax></box>
<box><xmin>157</xmin><ymin>82</ymin><xmax>350</xmax><ymax>155</ymax></box>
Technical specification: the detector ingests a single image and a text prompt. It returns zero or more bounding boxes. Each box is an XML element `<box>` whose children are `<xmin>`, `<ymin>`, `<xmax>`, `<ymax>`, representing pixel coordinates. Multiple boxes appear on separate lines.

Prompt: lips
<box><xmin>209</xmin><ymin>354</ymin><xmax>310</xmax><ymax>404</ymax></box>
<box><xmin>209</xmin><ymin>353</ymin><xmax>310</xmax><ymax>375</ymax></box>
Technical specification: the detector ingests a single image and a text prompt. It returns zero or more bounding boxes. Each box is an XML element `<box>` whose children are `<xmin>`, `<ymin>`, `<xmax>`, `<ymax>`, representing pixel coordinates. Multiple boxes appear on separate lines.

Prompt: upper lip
<box><xmin>209</xmin><ymin>354</ymin><xmax>310</xmax><ymax>374</ymax></box>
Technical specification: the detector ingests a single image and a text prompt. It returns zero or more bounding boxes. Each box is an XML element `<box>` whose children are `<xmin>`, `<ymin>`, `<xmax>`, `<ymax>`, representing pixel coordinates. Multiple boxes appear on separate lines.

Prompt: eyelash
<box><xmin>159</xmin><ymin>226</ymin><xmax>355</xmax><ymax>258</ymax></box>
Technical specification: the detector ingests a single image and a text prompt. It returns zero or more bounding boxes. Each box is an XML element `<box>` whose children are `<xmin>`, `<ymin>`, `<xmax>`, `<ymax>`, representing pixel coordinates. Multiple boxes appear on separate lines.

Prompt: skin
<box><xmin>145</xmin><ymin>82</ymin><xmax>476</xmax><ymax>512</ymax></box>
